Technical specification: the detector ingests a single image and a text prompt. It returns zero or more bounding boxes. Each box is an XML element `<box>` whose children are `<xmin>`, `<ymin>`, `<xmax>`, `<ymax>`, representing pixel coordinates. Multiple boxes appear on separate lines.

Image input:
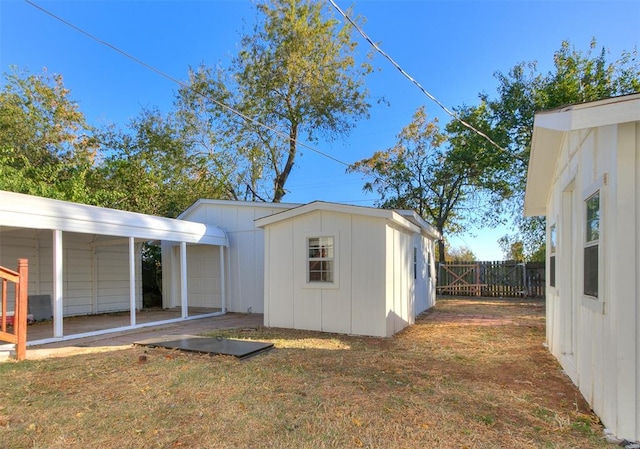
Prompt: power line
<box><xmin>328</xmin><ymin>0</ymin><xmax>510</xmax><ymax>156</ymax></box>
<box><xmin>24</xmin><ymin>0</ymin><xmax>352</xmax><ymax>168</ymax></box>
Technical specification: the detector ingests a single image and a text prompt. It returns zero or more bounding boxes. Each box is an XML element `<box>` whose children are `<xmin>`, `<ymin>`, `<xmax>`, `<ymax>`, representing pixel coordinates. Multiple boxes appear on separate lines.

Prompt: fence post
<box><xmin>521</xmin><ymin>262</ymin><xmax>527</xmax><ymax>297</ymax></box>
<box><xmin>15</xmin><ymin>259</ymin><xmax>28</xmax><ymax>361</ymax></box>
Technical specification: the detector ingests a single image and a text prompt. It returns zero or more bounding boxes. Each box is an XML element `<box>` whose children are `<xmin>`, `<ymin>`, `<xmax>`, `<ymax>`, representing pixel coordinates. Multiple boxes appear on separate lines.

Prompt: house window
<box><xmin>308</xmin><ymin>237</ymin><xmax>334</xmax><ymax>282</ymax></box>
<box><xmin>549</xmin><ymin>223</ymin><xmax>557</xmax><ymax>288</ymax></box>
<box><xmin>413</xmin><ymin>247</ymin><xmax>417</xmax><ymax>280</ymax></box>
<box><xmin>584</xmin><ymin>192</ymin><xmax>599</xmax><ymax>297</ymax></box>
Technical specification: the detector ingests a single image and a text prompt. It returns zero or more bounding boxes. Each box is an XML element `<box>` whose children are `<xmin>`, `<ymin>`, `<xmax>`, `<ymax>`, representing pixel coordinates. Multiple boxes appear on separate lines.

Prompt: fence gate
<box><xmin>437</xmin><ymin>261</ymin><xmax>545</xmax><ymax>298</ymax></box>
<box><xmin>436</xmin><ymin>263</ymin><xmax>485</xmax><ymax>296</ymax></box>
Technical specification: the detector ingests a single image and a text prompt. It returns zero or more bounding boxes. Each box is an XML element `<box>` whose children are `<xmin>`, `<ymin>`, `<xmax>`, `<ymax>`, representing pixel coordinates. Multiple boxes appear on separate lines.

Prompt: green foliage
<box><xmin>0</xmin><ymin>67</ymin><xmax>98</xmax><ymax>203</ymax></box>
<box><xmin>446</xmin><ymin>245</ymin><xmax>477</xmax><ymax>262</ymax></box>
<box><xmin>94</xmin><ymin>108</ymin><xmax>230</xmax><ymax>217</ymax></box>
<box><xmin>350</xmin><ymin>106</ymin><xmax>506</xmax><ymax>262</ymax></box>
<box><xmin>458</xmin><ymin>39</ymin><xmax>640</xmax><ymax>250</ymax></box>
<box><xmin>177</xmin><ymin>0</ymin><xmax>373</xmax><ymax>202</ymax></box>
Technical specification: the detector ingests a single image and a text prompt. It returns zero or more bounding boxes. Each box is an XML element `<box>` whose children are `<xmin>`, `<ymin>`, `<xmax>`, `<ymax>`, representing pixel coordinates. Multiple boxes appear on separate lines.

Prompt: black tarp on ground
<box><xmin>134</xmin><ymin>334</ymin><xmax>273</xmax><ymax>359</ymax></box>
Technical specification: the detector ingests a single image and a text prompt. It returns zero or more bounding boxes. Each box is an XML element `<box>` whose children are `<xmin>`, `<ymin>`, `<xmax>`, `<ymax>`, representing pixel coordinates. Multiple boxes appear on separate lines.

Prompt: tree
<box><xmin>349</xmin><ymin>106</ymin><xmax>508</xmax><ymax>262</ymax></box>
<box><xmin>446</xmin><ymin>245</ymin><xmax>476</xmax><ymax>262</ymax></box>
<box><xmin>177</xmin><ymin>0</ymin><xmax>372</xmax><ymax>202</ymax></box>
<box><xmin>0</xmin><ymin>67</ymin><xmax>98</xmax><ymax>202</ymax></box>
<box><xmin>460</xmin><ymin>39</ymin><xmax>640</xmax><ymax>249</ymax></box>
<box><xmin>94</xmin><ymin>108</ymin><xmax>230</xmax><ymax>218</ymax></box>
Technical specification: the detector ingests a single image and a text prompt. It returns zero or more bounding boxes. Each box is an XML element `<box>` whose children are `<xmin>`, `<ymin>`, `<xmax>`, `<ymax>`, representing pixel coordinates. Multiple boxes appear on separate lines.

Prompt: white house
<box><xmin>524</xmin><ymin>93</ymin><xmax>640</xmax><ymax>443</ymax></box>
<box><xmin>255</xmin><ymin>201</ymin><xmax>440</xmax><ymax>337</ymax></box>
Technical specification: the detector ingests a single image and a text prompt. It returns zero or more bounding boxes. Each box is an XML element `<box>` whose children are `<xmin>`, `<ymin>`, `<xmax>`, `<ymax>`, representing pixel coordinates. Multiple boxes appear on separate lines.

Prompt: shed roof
<box><xmin>178</xmin><ymin>198</ymin><xmax>300</xmax><ymax>220</ymax></box>
<box><xmin>0</xmin><ymin>190</ymin><xmax>228</xmax><ymax>246</ymax></box>
<box><xmin>524</xmin><ymin>93</ymin><xmax>640</xmax><ymax>216</ymax></box>
<box><xmin>255</xmin><ymin>201</ymin><xmax>440</xmax><ymax>239</ymax></box>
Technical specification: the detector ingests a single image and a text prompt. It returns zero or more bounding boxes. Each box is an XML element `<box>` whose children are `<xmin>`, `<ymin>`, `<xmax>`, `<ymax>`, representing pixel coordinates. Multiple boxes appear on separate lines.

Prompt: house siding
<box><xmin>542</xmin><ymin>118</ymin><xmax>640</xmax><ymax>442</ymax></box>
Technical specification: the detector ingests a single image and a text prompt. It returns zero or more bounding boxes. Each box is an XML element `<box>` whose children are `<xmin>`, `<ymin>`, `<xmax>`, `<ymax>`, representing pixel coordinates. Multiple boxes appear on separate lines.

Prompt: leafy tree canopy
<box><xmin>177</xmin><ymin>0</ymin><xmax>373</xmax><ymax>202</ymax></box>
<box><xmin>0</xmin><ymin>67</ymin><xmax>98</xmax><ymax>203</ymax></box>
<box><xmin>465</xmin><ymin>39</ymin><xmax>640</xmax><ymax>251</ymax></box>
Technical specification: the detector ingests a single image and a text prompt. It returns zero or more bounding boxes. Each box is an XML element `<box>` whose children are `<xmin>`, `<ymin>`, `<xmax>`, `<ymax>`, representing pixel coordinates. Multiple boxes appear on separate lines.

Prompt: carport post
<box><xmin>180</xmin><ymin>241</ymin><xmax>188</xmax><ymax>318</ymax></box>
<box><xmin>129</xmin><ymin>237</ymin><xmax>136</xmax><ymax>326</ymax></box>
<box><xmin>220</xmin><ymin>245</ymin><xmax>226</xmax><ymax>313</ymax></box>
<box><xmin>53</xmin><ymin>230</ymin><xmax>63</xmax><ymax>338</ymax></box>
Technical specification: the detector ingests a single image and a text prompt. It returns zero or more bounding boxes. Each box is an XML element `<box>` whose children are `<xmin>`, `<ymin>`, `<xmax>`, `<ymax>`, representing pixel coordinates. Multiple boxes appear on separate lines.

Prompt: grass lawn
<box><xmin>0</xmin><ymin>297</ymin><xmax>608</xmax><ymax>448</ymax></box>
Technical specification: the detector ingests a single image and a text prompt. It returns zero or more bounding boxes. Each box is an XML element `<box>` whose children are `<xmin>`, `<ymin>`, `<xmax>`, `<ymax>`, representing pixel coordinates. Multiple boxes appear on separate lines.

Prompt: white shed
<box><xmin>524</xmin><ymin>93</ymin><xmax>640</xmax><ymax>443</ymax></box>
<box><xmin>0</xmin><ymin>190</ymin><xmax>228</xmax><ymax>345</ymax></box>
<box><xmin>255</xmin><ymin>201</ymin><xmax>440</xmax><ymax>337</ymax></box>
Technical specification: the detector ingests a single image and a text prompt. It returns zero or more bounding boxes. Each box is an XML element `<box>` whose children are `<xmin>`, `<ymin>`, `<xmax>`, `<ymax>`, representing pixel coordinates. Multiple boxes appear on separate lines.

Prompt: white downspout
<box><xmin>53</xmin><ymin>229</ymin><xmax>63</xmax><ymax>338</ymax></box>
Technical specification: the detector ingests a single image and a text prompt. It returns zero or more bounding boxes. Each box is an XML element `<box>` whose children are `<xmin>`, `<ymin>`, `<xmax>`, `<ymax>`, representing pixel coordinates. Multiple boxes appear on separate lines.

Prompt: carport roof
<box><xmin>0</xmin><ymin>190</ymin><xmax>228</xmax><ymax>246</ymax></box>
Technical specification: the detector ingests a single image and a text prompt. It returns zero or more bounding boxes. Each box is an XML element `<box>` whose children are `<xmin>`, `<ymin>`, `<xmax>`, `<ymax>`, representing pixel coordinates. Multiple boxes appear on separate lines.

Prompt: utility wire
<box><xmin>24</xmin><ymin>0</ymin><xmax>351</xmax><ymax>168</ymax></box>
<box><xmin>328</xmin><ymin>0</ymin><xmax>511</xmax><ymax>156</ymax></box>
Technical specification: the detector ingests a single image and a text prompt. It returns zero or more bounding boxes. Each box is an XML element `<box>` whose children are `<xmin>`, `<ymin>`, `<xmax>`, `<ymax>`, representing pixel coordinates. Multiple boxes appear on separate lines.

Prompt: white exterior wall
<box><xmin>544</xmin><ymin>121</ymin><xmax>640</xmax><ymax>442</ymax></box>
<box><xmin>385</xmin><ymin>223</ymin><xmax>416</xmax><ymax>337</ymax></box>
<box><xmin>0</xmin><ymin>228</ymin><xmax>142</xmax><ymax>316</ymax></box>
<box><xmin>262</xmin><ymin>208</ymin><xmax>436</xmax><ymax>338</ymax></box>
<box><xmin>263</xmin><ymin>209</ymin><xmax>388</xmax><ymax>336</ymax></box>
<box><xmin>167</xmin><ymin>201</ymin><xmax>294</xmax><ymax>313</ymax></box>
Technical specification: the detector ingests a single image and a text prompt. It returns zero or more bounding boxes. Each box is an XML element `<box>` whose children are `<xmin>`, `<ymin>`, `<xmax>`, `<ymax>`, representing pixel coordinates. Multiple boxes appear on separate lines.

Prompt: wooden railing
<box><xmin>0</xmin><ymin>259</ymin><xmax>29</xmax><ymax>360</ymax></box>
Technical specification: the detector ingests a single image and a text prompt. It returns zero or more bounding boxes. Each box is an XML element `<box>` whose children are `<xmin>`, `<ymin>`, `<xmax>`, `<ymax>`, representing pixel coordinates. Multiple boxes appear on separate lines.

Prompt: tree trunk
<box><xmin>272</xmin><ymin>124</ymin><xmax>298</xmax><ymax>203</ymax></box>
<box><xmin>437</xmin><ymin>226</ymin><xmax>446</xmax><ymax>264</ymax></box>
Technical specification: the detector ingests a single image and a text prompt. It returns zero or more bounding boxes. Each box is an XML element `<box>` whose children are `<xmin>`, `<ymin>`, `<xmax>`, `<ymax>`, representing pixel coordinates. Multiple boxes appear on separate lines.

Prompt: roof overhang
<box><xmin>0</xmin><ymin>190</ymin><xmax>228</xmax><ymax>246</ymax></box>
<box><xmin>524</xmin><ymin>93</ymin><xmax>640</xmax><ymax>217</ymax></box>
<box><xmin>255</xmin><ymin>201</ymin><xmax>439</xmax><ymax>239</ymax></box>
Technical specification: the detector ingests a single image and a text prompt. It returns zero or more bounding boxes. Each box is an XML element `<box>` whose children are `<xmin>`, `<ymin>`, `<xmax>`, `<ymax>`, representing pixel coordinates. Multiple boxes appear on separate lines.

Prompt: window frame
<box><xmin>549</xmin><ymin>222</ymin><xmax>557</xmax><ymax>289</ymax></box>
<box><xmin>304</xmin><ymin>233</ymin><xmax>339</xmax><ymax>289</ymax></box>
<box><xmin>581</xmin><ymin>177</ymin><xmax>605</xmax><ymax>313</ymax></box>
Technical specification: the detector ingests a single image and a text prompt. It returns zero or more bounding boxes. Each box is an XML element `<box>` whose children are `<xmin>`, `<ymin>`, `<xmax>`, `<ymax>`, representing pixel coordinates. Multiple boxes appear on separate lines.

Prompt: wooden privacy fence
<box><xmin>437</xmin><ymin>261</ymin><xmax>545</xmax><ymax>298</ymax></box>
<box><xmin>0</xmin><ymin>259</ymin><xmax>29</xmax><ymax>360</ymax></box>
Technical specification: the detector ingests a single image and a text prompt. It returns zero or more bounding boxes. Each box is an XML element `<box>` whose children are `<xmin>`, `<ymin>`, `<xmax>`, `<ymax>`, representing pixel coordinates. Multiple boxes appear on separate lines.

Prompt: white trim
<box><xmin>53</xmin><ymin>230</ymin><xmax>63</xmax><ymax>338</ymax></box>
<box><xmin>220</xmin><ymin>245</ymin><xmax>227</xmax><ymax>313</ymax></box>
<box><xmin>26</xmin><ymin>311</ymin><xmax>226</xmax><ymax>347</ymax></box>
<box><xmin>303</xmin><ymin>232</ymin><xmax>340</xmax><ymax>290</ymax></box>
<box><xmin>255</xmin><ymin>201</ymin><xmax>422</xmax><ymax>234</ymax></box>
<box><xmin>129</xmin><ymin>237</ymin><xmax>136</xmax><ymax>326</ymax></box>
<box><xmin>180</xmin><ymin>242</ymin><xmax>188</xmax><ymax>318</ymax></box>
<box><xmin>0</xmin><ymin>190</ymin><xmax>228</xmax><ymax>246</ymax></box>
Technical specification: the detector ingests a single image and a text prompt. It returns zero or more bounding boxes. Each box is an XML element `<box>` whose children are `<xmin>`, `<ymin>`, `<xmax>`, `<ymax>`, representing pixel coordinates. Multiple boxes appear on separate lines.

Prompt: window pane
<box><xmin>550</xmin><ymin>255</ymin><xmax>556</xmax><ymax>288</ymax></box>
<box><xmin>584</xmin><ymin>245</ymin><xmax>598</xmax><ymax>297</ymax></box>
<box><xmin>586</xmin><ymin>192</ymin><xmax>600</xmax><ymax>242</ymax></box>
<box><xmin>307</xmin><ymin>237</ymin><xmax>334</xmax><ymax>283</ymax></box>
<box><xmin>550</xmin><ymin>224</ymin><xmax>557</xmax><ymax>254</ymax></box>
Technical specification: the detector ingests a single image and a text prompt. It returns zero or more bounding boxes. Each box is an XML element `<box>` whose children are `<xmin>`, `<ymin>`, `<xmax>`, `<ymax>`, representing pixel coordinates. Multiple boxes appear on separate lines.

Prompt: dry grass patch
<box><xmin>0</xmin><ymin>297</ymin><xmax>607</xmax><ymax>448</ymax></box>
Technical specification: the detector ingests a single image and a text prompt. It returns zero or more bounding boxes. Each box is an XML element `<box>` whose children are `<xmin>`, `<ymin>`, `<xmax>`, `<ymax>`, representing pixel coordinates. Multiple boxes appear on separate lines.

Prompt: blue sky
<box><xmin>1</xmin><ymin>0</ymin><xmax>638</xmax><ymax>260</ymax></box>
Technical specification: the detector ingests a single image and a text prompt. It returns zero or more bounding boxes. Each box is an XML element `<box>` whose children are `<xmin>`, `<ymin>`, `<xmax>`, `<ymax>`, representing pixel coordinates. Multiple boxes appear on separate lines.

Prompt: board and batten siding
<box><xmin>261</xmin><ymin>208</ymin><xmax>432</xmax><ymax>338</ymax></box>
<box><xmin>263</xmin><ymin>209</ymin><xmax>387</xmax><ymax>336</ymax></box>
<box><xmin>170</xmin><ymin>201</ymin><xmax>295</xmax><ymax>313</ymax></box>
<box><xmin>543</xmin><ymin>119</ymin><xmax>640</xmax><ymax>442</ymax></box>
<box><xmin>0</xmin><ymin>228</ymin><xmax>142</xmax><ymax>316</ymax></box>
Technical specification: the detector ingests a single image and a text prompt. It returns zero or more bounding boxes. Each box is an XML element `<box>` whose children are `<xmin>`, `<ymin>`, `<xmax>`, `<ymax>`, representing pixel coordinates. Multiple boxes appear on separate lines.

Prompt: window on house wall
<box><xmin>427</xmin><ymin>250</ymin><xmax>431</xmax><ymax>278</ymax></box>
<box><xmin>549</xmin><ymin>223</ymin><xmax>557</xmax><ymax>288</ymax></box>
<box><xmin>308</xmin><ymin>237</ymin><xmax>334</xmax><ymax>282</ymax></box>
<box><xmin>584</xmin><ymin>191</ymin><xmax>599</xmax><ymax>297</ymax></box>
<box><xmin>413</xmin><ymin>247</ymin><xmax>417</xmax><ymax>280</ymax></box>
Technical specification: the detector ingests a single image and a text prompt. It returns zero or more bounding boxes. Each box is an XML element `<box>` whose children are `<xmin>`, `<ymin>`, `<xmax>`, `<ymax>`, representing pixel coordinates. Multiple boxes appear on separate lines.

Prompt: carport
<box><xmin>0</xmin><ymin>190</ymin><xmax>229</xmax><ymax>346</ymax></box>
